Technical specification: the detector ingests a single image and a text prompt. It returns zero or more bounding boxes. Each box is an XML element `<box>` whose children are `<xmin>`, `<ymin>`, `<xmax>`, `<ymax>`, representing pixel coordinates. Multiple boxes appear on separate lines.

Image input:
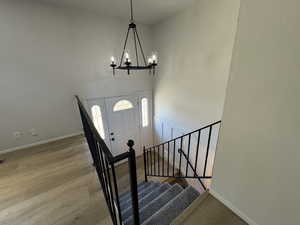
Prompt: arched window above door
<box><xmin>91</xmin><ymin>105</ymin><xmax>105</xmax><ymax>139</ymax></box>
<box><xmin>113</xmin><ymin>100</ymin><xmax>134</xmax><ymax>112</ymax></box>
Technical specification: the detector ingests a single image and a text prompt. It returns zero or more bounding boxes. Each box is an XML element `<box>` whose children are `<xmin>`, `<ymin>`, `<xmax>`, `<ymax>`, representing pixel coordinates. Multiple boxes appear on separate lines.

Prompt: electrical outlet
<box><xmin>13</xmin><ymin>131</ymin><xmax>23</xmax><ymax>139</ymax></box>
<box><xmin>29</xmin><ymin>128</ymin><xmax>38</xmax><ymax>137</ymax></box>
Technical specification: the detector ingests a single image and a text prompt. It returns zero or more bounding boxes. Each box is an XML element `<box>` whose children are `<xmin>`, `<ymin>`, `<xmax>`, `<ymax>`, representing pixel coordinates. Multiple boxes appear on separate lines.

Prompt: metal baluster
<box><xmin>162</xmin><ymin>144</ymin><xmax>165</xmax><ymax>176</ymax></box>
<box><xmin>149</xmin><ymin>150</ymin><xmax>151</xmax><ymax>175</ymax></box>
<box><xmin>186</xmin><ymin>134</ymin><xmax>191</xmax><ymax>176</ymax></box>
<box><xmin>111</xmin><ymin>164</ymin><xmax>123</xmax><ymax>225</ymax></box>
<box><xmin>203</xmin><ymin>126</ymin><xmax>213</xmax><ymax>177</ymax></box>
<box><xmin>167</xmin><ymin>142</ymin><xmax>170</xmax><ymax>176</ymax></box>
<box><xmin>146</xmin><ymin>150</ymin><xmax>149</xmax><ymax>176</ymax></box>
<box><xmin>150</xmin><ymin>148</ymin><xmax>153</xmax><ymax>175</ymax></box>
<box><xmin>153</xmin><ymin>147</ymin><xmax>156</xmax><ymax>175</ymax></box>
<box><xmin>173</xmin><ymin>139</ymin><xmax>176</xmax><ymax>176</ymax></box>
<box><xmin>92</xmin><ymin>139</ymin><xmax>110</xmax><ymax>207</ymax></box>
<box><xmin>105</xmin><ymin>158</ymin><xmax>118</xmax><ymax>225</ymax></box>
<box><xmin>179</xmin><ymin>137</ymin><xmax>183</xmax><ymax>174</ymax></box>
<box><xmin>143</xmin><ymin>146</ymin><xmax>148</xmax><ymax>182</ymax></box>
<box><xmin>98</xmin><ymin>147</ymin><xmax>114</xmax><ymax>222</ymax></box>
<box><xmin>194</xmin><ymin>130</ymin><xmax>201</xmax><ymax>177</ymax></box>
<box><xmin>158</xmin><ymin>146</ymin><xmax>160</xmax><ymax>176</ymax></box>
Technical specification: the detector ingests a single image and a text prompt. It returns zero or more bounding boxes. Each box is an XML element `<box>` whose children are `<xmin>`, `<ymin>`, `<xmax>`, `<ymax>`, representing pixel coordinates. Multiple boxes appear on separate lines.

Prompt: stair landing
<box><xmin>171</xmin><ymin>192</ymin><xmax>249</xmax><ymax>225</ymax></box>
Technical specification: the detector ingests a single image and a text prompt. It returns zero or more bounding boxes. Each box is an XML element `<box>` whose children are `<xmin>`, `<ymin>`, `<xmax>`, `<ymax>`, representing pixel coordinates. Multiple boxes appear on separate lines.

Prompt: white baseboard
<box><xmin>209</xmin><ymin>189</ymin><xmax>259</xmax><ymax>225</ymax></box>
<box><xmin>0</xmin><ymin>132</ymin><xmax>84</xmax><ymax>155</ymax></box>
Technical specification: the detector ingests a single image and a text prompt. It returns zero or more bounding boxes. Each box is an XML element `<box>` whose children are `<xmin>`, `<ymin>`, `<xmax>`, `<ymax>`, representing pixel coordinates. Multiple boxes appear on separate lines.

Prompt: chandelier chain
<box><xmin>133</xmin><ymin>29</ymin><xmax>139</xmax><ymax>66</ymax></box>
<box><xmin>130</xmin><ymin>0</ymin><xmax>134</xmax><ymax>21</ymax></box>
<box><xmin>134</xmin><ymin>28</ymin><xmax>147</xmax><ymax>65</ymax></box>
<box><xmin>119</xmin><ymin>27</ymin><xmax>130</xmax><ymax>67</ymax></box>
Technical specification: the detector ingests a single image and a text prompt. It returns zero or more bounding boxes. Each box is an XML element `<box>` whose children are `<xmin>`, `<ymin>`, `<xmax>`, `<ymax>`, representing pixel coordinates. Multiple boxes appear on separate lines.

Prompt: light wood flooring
<box><xmin>0</xmin><ymin>135</ymin><xmax>145</xmax><ymax>225</ymax></box>
<box><xmin>0</xmin><ymin>135</ymin><xmax>248</xmax><ymax>225</ymax></box>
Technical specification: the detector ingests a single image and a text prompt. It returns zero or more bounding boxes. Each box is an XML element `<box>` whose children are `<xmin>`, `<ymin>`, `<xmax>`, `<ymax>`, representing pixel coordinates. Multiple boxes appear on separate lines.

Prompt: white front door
<box><xmin>105</xmin><ymin>95</ymin><xmax>141</xmax><ymax>156</ymax></box>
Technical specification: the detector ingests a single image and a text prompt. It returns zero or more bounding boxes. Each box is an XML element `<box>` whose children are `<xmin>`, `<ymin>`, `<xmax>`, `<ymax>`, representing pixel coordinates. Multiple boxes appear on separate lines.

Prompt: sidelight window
<box><xmin>91</xmin><ymin>105</ymin><xmax>105</xmax><ymax>139</ymax></box>
<box><xmin>141</xmin><ymin>98</ymin><xmax>149</xmax><ymax>127</ymax></box>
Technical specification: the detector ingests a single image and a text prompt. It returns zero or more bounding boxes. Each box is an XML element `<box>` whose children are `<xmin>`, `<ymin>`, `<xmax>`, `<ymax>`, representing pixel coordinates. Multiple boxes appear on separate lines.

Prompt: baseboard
<box><xmin>0</xmin><ymin>132</ymin><xmax>84</xmax><ymax>155</ymax></box>
<box><xmin>209</xmin><ymin>189</ymin><xmax>259</xmax><ymax>225</ymax></box>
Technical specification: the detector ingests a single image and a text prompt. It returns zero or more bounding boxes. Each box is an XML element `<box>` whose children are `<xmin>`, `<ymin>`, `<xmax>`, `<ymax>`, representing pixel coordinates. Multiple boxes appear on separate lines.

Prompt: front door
<box><xmin>105</xmin><ymin>95</ymin><xmax>141</xmax><ymax>156</ymax></box>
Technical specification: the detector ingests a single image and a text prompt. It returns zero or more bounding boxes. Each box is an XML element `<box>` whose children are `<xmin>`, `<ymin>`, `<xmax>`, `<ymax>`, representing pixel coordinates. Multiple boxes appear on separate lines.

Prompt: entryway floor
<box><xmin>0</xmin><ymin>135</ymin><xmax>247</xmax><ymax>225</ymax></box>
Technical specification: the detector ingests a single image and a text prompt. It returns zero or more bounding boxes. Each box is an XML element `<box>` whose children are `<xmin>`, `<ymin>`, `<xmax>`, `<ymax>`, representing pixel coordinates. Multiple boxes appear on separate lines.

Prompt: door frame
<box><xmin>85</xmin><ymin>91</ymin><xmax>153</xmax><ymax>156</ymax></box>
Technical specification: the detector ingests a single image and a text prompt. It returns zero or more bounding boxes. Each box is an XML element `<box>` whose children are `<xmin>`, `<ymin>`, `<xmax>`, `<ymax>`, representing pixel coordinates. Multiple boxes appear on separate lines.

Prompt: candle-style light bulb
<box><xmin>125</xmin><ymin>52</ymin><xmax>130</xmax><ymax>62</ymax></box>
<box><xmin>111</xmin><ymin>56</ymin><xmax>115</xmax><ymax>64</ymax></box>
<box><xmin>152</xmin><ymin>54</ymin><xmax>157</xmax><ymax>63</ymax></box>
<box><xmin>148</xmin><ymin>58</ymin><xmax>153</xmax><ymax>65</ymax></box>
<box><xmin>110</xmin><ymin>56</ymin><xmax>117</xmax><ymax>75</ymax></box>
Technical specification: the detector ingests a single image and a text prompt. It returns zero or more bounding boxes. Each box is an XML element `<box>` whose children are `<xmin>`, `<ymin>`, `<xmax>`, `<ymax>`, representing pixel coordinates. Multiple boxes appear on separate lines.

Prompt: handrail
<box><xmin>75</xmin><ymin>95</ymin><xmax>114</xmax><ymax>160</ymax></box>
<box><xmin>147</xmin><ymin>120</ymin><xmax>221</xmax><ymax>149</ymax></box>
<box><xmin>75</xmin><ymin>95</ymin><xmax>140</xmax><ymax>225</ymax></box>
<box><xmin>178</xmin><ymin>149</ymin><xmax>206</xmax><ymax>190</ymax></box>
<box><xmin>143</xmin><ymin>120</ymin><xmax>222</xmax><ymax>191</ymax></box>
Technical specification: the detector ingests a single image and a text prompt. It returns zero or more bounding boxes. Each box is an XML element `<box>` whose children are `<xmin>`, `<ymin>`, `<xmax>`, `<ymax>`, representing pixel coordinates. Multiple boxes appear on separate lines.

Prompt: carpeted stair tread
<box><xmin>121</xmin><ymin>183</ymin><xmax>171</xmax><ymax>221</ymax></box>
<box><xmin>119</xmin><ymin>181</ymin><xmax>147</xmax><ymax>201</ymax></box>
<box><xmin>139</xmin><ymin>183</ymin><xmax>171</xmax><ymax>210</ymax></box>
<box><xmin>141</xmin><ymin>186</ymin><xmax>200</xmax><ymax>225</ymax></box>
<box><xmin>124</xmin><ymin>184</ymin><xmax>183</xmax><ymax>225</ymax></box>
<box><xmin>119</xmin><ymin>181</ymin><xmax>152</xmax><ymax>205</ymax></box>
<box><xmin>120</xmin><ymin>182</ymin><xmax>160</xmax><ymax>210</ymax></box>
<box><xmin>120</xmin><ymin>182</ymin><xmax>159</xmax><ymax>206</ymax></box>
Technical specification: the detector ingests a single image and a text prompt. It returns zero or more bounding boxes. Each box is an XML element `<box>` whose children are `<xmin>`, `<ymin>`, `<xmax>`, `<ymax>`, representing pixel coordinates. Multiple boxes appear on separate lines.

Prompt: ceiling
<box><xmin>39</xmin><ymin>0</ymin><xmax>195</xmax><ymax>25</ymax></box>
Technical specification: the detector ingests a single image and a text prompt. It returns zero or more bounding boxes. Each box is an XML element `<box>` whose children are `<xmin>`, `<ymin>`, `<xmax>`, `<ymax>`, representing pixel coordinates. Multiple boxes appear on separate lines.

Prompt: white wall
<box><xmin>151</xmin><ymin>0</ymin><xmax>240</xmax><ymax>187</ymax></box>
<box><xmin>212</xmin><ymin>0</ymin><xmax>300</xmax><ymax>225</ymax></box>
<box><xmin>153</xmin><ymin>0</ymin><xmax>240</xmax><ymax>139</ymax></box>
<box><xmin>0</xmin><ymin>0</ymin><xmax>153</xmax><ymax>152</ymax></box>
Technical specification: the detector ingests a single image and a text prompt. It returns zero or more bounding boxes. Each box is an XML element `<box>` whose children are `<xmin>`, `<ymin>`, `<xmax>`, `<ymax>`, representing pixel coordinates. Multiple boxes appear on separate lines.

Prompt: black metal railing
<box><xmin>143</xmin><ymin>121</ymin><xmax>221</xmax><ymax>190</ymax></box>
<box><xmin>76</xmin><ymin>96</ymin><xmax>140</xmax><ymax>225</ymax></box>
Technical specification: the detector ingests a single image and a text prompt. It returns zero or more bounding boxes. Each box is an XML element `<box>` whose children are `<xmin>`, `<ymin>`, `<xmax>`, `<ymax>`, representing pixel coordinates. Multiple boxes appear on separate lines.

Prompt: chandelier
<box><xmin>110</xmin><ymin>0</ymin><xmax>158</xmax><ymax>75</ymax></box>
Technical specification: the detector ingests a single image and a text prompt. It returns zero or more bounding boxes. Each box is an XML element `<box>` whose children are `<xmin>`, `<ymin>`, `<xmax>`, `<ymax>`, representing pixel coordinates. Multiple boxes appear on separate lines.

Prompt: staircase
<box><xmin>76</xmin><ymin>95</ymin><xmax>222</xmax><ymax>225</ymax></box>
<box><xmin>119</xmin><ymin>181</ymin><xmax>199</xmax><ymax>225</ymax></box>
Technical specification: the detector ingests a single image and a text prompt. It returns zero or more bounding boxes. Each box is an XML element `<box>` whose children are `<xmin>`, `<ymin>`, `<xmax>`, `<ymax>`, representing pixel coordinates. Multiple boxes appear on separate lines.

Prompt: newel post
<box><xmin>127</xmin><ymin>140</ymin><xmax>140</xmax><ymax>225</ymax></box>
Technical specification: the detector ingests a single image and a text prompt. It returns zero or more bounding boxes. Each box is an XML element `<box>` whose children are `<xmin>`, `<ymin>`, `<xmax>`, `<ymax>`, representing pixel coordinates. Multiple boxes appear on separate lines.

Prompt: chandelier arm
<box><xmin>133</xmin><ymin>28</ymin><xmax>139</xmax><ymax>66</ymax></box>
<box><xmin>134</xmin><ymin>27</ymin><xmax>147</xmax><ymax>66</ymax></box>
<box><xmin>119</xmin><ymin>27</ymin><xmax>131</xmax><ymax>67</ymax></box>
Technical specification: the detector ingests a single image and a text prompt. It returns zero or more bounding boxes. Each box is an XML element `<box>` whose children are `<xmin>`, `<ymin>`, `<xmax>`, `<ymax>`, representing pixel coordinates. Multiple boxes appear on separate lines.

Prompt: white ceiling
<box><xmin>39</xmin><ymin>0</ymin><xmax>195</xmax><ymax>25</ymax></box>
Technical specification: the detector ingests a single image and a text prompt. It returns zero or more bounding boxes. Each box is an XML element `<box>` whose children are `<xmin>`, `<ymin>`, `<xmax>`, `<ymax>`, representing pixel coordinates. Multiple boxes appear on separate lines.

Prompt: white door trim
<box><xmin>85</xmin><ymin>91</ymin><xmax>153</xmax><ymax>157</ymax></box>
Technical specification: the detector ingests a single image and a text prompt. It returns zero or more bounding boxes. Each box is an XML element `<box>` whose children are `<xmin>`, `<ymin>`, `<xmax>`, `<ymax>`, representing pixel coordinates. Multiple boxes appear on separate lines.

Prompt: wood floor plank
<box><xmin>0</xmin><ymin>136</ymin><xmax>115</xmax><ymax>225</ymax></box>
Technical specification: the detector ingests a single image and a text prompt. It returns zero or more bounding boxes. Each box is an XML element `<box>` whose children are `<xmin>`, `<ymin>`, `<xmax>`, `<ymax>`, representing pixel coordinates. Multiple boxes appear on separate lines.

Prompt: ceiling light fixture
<box><xmin>110</xmin><ymin>0</ymin><xmax>158</xmax><ymax>75</ymax></box>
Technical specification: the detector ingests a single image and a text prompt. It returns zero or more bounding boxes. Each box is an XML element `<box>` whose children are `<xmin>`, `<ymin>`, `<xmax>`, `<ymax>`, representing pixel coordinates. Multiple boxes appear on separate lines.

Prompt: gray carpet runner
<box><xmin>119</xmin><ymin>181</ymin><xmax>147</xmax><ymax>202</ymax></box>
<box><xmin>118</xmin><ymin>181</ymin><xmax>200</xmax><ymax>225</ymax></box>
<box><xmin>120</xmin><ymin>182</ymin><xmax>160</xmax><ymax>210</ymax></box>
